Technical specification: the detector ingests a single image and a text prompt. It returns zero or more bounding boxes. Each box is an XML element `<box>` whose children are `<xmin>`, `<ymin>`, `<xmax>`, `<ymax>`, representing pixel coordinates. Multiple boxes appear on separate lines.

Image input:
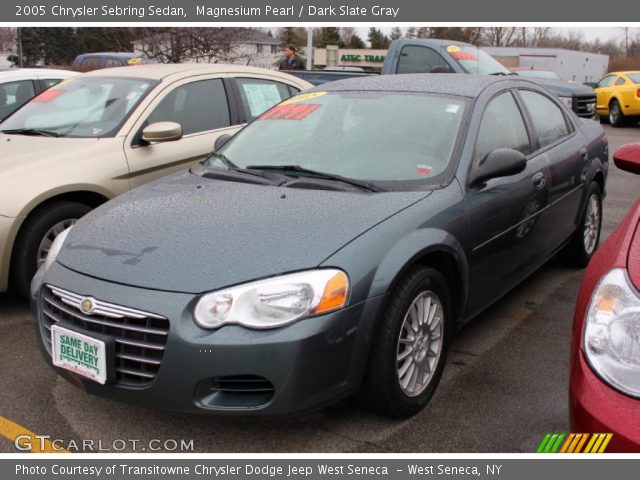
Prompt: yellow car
<box><xmin>594</xmin><ymin>71</ymin><xmax>640</xmax><ymax>127</ymax></box>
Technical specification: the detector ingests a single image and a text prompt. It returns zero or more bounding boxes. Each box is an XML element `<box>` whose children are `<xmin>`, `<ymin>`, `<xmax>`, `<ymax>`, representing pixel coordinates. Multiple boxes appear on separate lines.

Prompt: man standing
<box><xmin>278</xmin><ymin>45</ymin><xmax>305</xmax><ymax>70</ymax></box>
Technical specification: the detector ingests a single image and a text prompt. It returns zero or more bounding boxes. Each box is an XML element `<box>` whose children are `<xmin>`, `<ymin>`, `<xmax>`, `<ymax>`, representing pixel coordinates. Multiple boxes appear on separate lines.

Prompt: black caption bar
<box><xmin>1</xmin><ymin>0</ymin><xmax>628</xmax><ymax>22</ymax></box>
<box><xmin>3</xmin><ymin>459</ymin><xmax>639</xmax><ymax>480</ymax></box>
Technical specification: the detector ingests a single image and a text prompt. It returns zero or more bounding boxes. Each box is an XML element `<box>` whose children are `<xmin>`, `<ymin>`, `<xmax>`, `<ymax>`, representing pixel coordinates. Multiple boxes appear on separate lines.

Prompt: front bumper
<box><xmin>570</xmin><ymin>353</ymin><xmax>640</xmax><ymax>451</ymax></box>
<box><xmin>32</xmin><ymin>262</ymin><xmax>385</xmax><ymax>415</ymax></box>
<box><xmin>0</xmin><ymin>215</ymin><xmax>17</xmax><ymax>293</ymax></box>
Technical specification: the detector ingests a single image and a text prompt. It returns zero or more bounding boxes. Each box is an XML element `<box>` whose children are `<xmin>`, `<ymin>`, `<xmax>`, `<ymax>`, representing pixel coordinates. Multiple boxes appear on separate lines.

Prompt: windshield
<box><xmin>514</xmin><ymin>69</ymin><xmax>560</xmax><ymax>80</ymax></box>
<box><xmin>212</xmin><ymin>91</ymin><xmax>467</xmax><ymax>183</ymax></box>
<box><xmin>446</xmin><ymin>45</ymin><xmax>510</xmax><ymax>75</ymax></box>
<box><xmin>1</xmin><ymin>77</ymin><xmax>154</xmax><ymax>138</ymax></box>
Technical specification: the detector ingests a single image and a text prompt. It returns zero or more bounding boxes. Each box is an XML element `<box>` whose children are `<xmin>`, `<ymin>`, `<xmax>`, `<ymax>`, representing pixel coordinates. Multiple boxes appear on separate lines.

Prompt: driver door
<box><xmin>463</xmin><ymin>90</ymin><xmax>553</xmax><ymax>314</ymax></box>
<box><xmin>124</xmin><ymin>76</ymin><xmax>240</xmax><ymax>189</ymax></box>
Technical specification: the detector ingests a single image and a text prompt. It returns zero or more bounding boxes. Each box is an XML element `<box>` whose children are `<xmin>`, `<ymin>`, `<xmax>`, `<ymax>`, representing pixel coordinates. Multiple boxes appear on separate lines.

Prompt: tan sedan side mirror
<box><xmin>142</xmin><ymin>122</ymin><xmax>183</xmax><ymax>143</ymax></box>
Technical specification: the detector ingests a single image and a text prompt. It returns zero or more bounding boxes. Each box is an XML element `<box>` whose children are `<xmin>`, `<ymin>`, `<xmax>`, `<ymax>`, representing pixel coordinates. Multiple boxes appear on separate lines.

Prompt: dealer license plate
<box><xmin>51</xmin><ymin>325</ymin><xmax>107</xmax><ymax>384</ymax></box>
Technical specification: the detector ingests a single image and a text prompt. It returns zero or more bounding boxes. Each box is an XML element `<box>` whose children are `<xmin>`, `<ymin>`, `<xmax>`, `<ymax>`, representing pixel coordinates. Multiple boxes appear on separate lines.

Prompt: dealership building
<box><xmin>482</xmin><ymin>47</ymin><xmax>609</xmax><ymax>83</ymax></box>
<box><xmin>313</xmin><ymin>46</ymin><xmax>387</xmax><ymax>71</ymax></box>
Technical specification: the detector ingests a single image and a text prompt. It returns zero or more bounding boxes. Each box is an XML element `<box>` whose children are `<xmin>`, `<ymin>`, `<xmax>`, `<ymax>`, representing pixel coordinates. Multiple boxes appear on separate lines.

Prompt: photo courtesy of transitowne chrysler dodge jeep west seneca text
<box><xmin>32</xmin><ymin>75</ymin><xmax>608</xmax><ymax>418</ymax></box>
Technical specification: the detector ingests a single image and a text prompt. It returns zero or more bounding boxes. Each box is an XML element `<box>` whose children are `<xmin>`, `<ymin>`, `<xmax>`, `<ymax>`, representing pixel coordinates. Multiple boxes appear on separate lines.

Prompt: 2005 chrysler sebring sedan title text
<box><xmin>32</xmin><ymin>75</ymin><xmax>608</xmax><ymax>418</ymax></box>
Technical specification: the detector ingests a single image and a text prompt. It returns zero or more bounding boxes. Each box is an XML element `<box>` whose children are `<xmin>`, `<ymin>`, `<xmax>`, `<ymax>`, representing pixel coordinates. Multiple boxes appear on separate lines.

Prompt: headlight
<box><xmin>583</xmin><ymin>268</ymin><xmax>640</xmax><ymax>397</ymax></box>
<box><xmin>559</xmin><ymin>96</ymin><xmax>574</xmax><ymax>110</ymax></box>
<box><xmin>43</xmin><ymin>227</ymin><xmax>72</xmax><ymax>271</ymax></box>
<box><xmin>194</xmin><ymin>269</ymin><xmax>349</xmax><ymax>330</ymax></box>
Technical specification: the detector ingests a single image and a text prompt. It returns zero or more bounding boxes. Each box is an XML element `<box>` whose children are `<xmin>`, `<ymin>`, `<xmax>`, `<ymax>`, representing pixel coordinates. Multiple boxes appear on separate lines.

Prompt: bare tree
<box><xmin>0</xmin><ymin>27</ymin><xmax>16</xmax><ymax>51</ymax></box>
<box><xmin>134</xmin><ymin>27</ymin><xmax>268</xmax><ymax>65</ymax></box>
<box><xmin>482</xmin><ymin>27</ymin><xmax>519</xmax><ymax>46</ymax></box>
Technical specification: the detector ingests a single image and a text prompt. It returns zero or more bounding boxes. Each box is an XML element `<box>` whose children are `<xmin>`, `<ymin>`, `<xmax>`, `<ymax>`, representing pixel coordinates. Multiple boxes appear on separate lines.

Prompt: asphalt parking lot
<box><xmin>0</xmin><ymin>124</ymin><xmax>638</xmax><ymax>453</ymax></box>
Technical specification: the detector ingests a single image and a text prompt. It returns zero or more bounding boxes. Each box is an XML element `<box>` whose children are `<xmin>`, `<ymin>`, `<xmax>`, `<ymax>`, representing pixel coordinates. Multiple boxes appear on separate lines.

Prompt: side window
<box><xmin>0</xmin><ymin>80</ymin><xmax>36</xmax><ymax>120</ymax></box>
<box><xmin>147</xmin><ymin>79</ymin><xmax>230</xmax><ymax>136</ymax></box>
<box><xmin>236</xmin><ymin>78</ymin><xmax>294</xmax><ymax>120</ymax></box>
<box><xmin>105</xmin><ymin>58</ymin><xmax>122</xmax><ymax>68</ymax></box>
<box><xmin>78</xmin><ymin>57</ymin><xmax>103</xmax><ymax>72</ymax></box>
<box><xmin>597</xmin><ymin>75</ymin><xmax>615</xmax><ymax>88</ymax></box>
<box><xmin>43</xmin><ymin>78</ymin><xmax>64</xmax><ymax>88</ymax></box>
<box><xmin>519</xmin><ymin>90</ymin><xmax>570</xmax><ymax>149</ymax></box>
<box><xmin>615</xmin><ymin>77</ymin><xmax>626</xmax><ymax>86</ymax></box>
<box><xmin>474</xmin><ymin>92</ymin><xmax>531</xmax><ymax>163</ymax></box>
<box><xmin>396</xmin><ymin>45</ymin><xmax>450</xmax><ymax>74</ymax></box>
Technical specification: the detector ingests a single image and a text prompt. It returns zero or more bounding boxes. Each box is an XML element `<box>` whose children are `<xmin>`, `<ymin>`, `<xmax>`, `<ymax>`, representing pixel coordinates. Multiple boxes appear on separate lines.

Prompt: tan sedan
<box><xmin>0</xmin><ymin>64</ymin><xmax>311</xmax><ymax>297</ymax></box>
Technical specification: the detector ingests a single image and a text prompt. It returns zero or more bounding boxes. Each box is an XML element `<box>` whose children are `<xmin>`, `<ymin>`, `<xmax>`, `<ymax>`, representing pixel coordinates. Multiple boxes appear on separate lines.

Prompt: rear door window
<box><xmin>235</xmin><ymin>78</ymin><xmax>295</xmax><ymax>120</ymax></box>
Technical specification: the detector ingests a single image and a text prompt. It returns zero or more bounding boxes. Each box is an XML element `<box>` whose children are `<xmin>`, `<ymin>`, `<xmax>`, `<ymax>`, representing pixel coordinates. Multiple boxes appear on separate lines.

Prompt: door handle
<box><xmin>532</xmin><ymin>172</ymin><xmax>546</xmax><ymax>190</ymax></box>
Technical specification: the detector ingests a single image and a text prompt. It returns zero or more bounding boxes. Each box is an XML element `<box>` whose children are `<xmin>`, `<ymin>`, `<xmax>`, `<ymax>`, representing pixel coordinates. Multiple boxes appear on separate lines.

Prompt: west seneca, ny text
<box><xmin>15</xmin><ymin>463</ymin><xmax>504</xmax><ymax>477</ymax></box>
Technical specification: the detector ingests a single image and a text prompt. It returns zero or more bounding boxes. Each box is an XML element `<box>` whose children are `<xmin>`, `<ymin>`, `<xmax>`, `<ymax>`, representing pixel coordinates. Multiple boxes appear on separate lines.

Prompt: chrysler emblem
<box><xmin>80</xmin><ymin>297</ymin><xmax>95</xmax><ymax>315</ymax></box>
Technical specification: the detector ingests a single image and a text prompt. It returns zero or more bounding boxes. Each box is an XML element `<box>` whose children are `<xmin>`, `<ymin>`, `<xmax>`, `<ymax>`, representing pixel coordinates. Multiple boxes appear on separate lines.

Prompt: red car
<box><xmin>570</xmin><ymin>143</ymin><xmax>640</xmax><ymax>451</ymax></box>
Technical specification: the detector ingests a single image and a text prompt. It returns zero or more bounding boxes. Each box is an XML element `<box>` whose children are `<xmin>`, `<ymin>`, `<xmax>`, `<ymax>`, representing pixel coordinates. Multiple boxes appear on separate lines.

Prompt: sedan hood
<box><xmin>0</xmin><ymin>134</ymin><xmax>101</xmax><ymax>176</ymax></box>
<box><xmin>57</xmin><ymin>171</ymin><xmax>429</xmax><ymax>293</ymax></box>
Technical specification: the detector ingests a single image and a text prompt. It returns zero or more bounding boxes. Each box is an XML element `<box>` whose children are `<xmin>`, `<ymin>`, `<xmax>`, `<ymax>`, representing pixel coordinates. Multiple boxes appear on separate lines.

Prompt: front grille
<box><xmin>574</xmin><ymin>94</ymin><xmax>597</xmax><ymax>118</ymax></box>
<box><xmin>40</xmin><ymin>285</ymin><xmax>169</xmax><ymax>387</ymax></box>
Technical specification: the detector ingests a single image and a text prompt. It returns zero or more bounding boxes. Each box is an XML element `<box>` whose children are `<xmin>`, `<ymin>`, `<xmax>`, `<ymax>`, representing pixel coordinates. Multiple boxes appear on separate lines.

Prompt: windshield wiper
<box><xmin>203</xmin><ymin>153</ymin><xmax>285</xmax><ymax>184</ymax></box>
<box><xmin>1</xmin><ymin>128</ymin><xmax>61</xmax><ymax>137</ymax></box>
<box><xmin>246</xmin><ymin>164</ymin><xmax>384</xmax><ymax>192</ymax></box>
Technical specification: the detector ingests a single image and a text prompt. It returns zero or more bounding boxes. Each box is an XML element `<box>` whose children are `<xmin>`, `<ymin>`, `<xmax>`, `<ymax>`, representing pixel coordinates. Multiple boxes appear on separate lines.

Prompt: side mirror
<box><xmin>613</xmin><ymin>143</ymin><xmax>640</xmax><ymax>175</ymax></box>
<box><xmin>470</xmin><ymin>148</ymin><xmax>527</xmax><ymax>185</ymax></box>
<box><xmin>214</xmin><ymin>133</ymin><xmax>232</xmax><ymax>151</ymax></box>
<box><xmin>142</xmin><ymin>121</ymin><xmax>183</xmax><ymax>143</ymax></box>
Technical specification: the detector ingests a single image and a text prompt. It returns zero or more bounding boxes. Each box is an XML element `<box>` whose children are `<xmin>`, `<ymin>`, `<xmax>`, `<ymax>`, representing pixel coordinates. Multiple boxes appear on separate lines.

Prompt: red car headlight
<box><xmin>584</xmin><ymin>268</ymin><xmax>640</xmax><ymax>397</ymax></box>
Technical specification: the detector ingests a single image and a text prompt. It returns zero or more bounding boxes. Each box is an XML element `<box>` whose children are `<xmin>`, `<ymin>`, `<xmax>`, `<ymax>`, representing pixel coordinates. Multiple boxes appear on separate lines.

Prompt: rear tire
<box><xmin>10</xmin><ymin>201</ymin><xmax>91</xmax><ymax>298</ymax></box>
<box><xmin>357</xmin><ymin>266</ymin><xmax>452</xmax><ymax>418</ymax></box>
<box><xmin>609</xmin><ymin>100</ymin><xmax>626</xmax><ymax>127</ymax></box>
<box><xmin>564</xmin><ymin>182</ymin><xmax>602</xmax><ymax>268</ymax></box>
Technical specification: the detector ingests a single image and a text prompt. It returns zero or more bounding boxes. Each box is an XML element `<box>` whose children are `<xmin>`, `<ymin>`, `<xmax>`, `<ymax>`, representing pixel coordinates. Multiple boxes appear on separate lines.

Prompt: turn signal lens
<box><xmin>315</xmin><ymin>272</ymin><xmax>349</xmax><ymax>314</ymax></box>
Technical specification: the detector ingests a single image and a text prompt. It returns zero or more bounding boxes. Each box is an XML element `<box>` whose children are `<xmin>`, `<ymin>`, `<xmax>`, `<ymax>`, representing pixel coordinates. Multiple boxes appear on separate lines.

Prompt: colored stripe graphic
<box><xmin>0</xmin><ymin>416</ymin><xmax>68</xmax><ymax>453</ymax></box>
<box><xmin>537</xmin><ymin>433</ymin><xmax>613</xmax><ymax>453</ymax></box>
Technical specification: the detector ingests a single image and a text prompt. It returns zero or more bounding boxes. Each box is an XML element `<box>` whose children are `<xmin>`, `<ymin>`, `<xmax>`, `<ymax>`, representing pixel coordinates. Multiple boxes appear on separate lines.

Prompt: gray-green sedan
<box><xmin>31</xmin><ymin>74</ymin><xmax>608</xmax><ymax>418</ymax></box>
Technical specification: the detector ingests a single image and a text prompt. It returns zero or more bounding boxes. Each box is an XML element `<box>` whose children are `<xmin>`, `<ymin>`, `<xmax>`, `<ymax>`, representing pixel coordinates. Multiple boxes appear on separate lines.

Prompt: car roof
<box><xmin>81</xmin><ymin>63</ymin><xmax>304</xmax><ymax>81</ymax></box>
<box><xmin>0</xmin><ymin>68</ymin><xmax>77</xmax><ymax>78</ymax></box>
<box><xmin>310</xmin><ymin>73</ymin><xmax>534</xmax><ymax>97</ymax></box>
<box><xmin>611</xmin><ymin>71</ymin><xmax>640</xmax><ymax>75</ymax></box>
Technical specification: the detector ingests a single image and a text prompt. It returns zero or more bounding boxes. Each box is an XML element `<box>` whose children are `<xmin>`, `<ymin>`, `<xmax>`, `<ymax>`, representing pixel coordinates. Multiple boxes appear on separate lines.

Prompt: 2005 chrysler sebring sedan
<box><xmin>31</xmin><ymin>75</ymin><xmax>608</xmax><ymax>418</ymax></box>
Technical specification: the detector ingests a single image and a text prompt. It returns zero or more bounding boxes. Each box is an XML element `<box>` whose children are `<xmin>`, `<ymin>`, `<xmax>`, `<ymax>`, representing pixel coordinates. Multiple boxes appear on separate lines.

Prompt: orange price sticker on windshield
<box><xmin>30</xmin><ymin>89</ymin><xmax>64</xmax><ymax>103</ymax></box>
<box><xmin>451</xmin><ymin>51</ymin><xmax>479</xmax><ymax>61</ymax></box>
<box><xmin>259</xmin><ymin>103</ymin><xmax>320</xmax><ymax>121</ymax></box>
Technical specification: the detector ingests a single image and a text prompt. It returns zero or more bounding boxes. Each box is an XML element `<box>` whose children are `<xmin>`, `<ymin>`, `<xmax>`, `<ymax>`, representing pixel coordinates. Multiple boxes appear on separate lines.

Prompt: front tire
<box><xmin>564</xmin><ymin>182</ymin><xmax>602</xmax><ymax>268</ymax></box>
<box><xmin>10</xmin><ymin>201</ymin><xmax>91</xmax><ymax>298</ymax></box>
<box><xmin>358</xmin><ymin>266</ymin><xmax>452</xmax><ymax>418</ymax></box>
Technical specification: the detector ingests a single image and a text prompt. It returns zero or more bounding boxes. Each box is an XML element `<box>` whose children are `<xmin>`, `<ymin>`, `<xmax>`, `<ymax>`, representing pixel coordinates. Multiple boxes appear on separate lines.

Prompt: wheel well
<box><xmin>390</xmin><ymin>250</ymin><xmax>465</xmax><ymax>326</ymax></box>
<box><xmin>10</xmin><ymin>191</ymin><xmax>109</xmax><ymax>266</ymax></box>
<box><xmin>609</xmin><ymin>97</ymin><xmax>619</xmax><ymax>107</ymax></box>
<box><xmin>593</xmin><ymin>171</ymin><xmax>605</xmax><ymax>194</ymax></box>
<box><xmin>24</xmin><ymin>191</ymin><xmax>108</xmax><ymax>219</ymax></box>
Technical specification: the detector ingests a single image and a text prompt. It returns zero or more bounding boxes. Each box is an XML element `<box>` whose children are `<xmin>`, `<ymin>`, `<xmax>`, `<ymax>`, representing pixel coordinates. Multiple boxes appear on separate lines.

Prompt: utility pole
<box><xmin>306</xmin><ymin>27</ymin><xmax>312</xmax><ymax>70</ymax></box>
<box><xmin>17</xmin><ymin>27</ymin><xmax>24</xmax><ymax>67</ymax></box>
